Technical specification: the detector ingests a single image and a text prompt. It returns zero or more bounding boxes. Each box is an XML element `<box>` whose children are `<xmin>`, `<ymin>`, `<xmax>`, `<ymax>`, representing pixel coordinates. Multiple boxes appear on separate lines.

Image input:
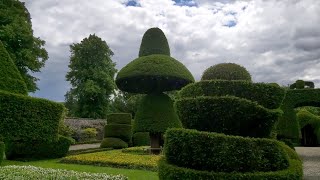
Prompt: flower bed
<box><xmin>0</xmin><ymin>165</ymin><xmax>127</xmax><ymax>180</ymax></box>
<box><xmin>61</xmin><ymin>148</ymin><xmax>161</xmax><ymax>171</ymax></box>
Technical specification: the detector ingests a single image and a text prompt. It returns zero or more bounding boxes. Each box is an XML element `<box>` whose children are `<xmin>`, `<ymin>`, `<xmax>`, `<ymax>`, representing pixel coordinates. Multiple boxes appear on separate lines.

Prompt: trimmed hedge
<box><xmin>279</xmin><ymin>142</ymin><xmax>301</xmax><ymax>161</ymax></box>
<box><xmin>5</xmin><ymin>135</ymin><xmax>72</xmax><ymax>160</ymax></box>
<box><xmin>134</xmin><ymin>93</ymin><xmax>182</xmax><ymax>133</ymax></box>
<box><xmin>176</xmin><ymin>96</ymin><xmax>281</xmax><ymax>138</ymax></box>
<box><xmin>0</xmin><ymin>142</ymin><xmax>4</xmax><ymax>165</ymax></box>
<box><xmin>164</xmin><ymin>129</ymin><xmax>289</xmax><ymax>173</ymax></box>
<box><xmin>0</xmin><ymin>90</ymin><xmax>65</xmax><ymax>142</ymax></box>
<box><xmin>201</xmin><ymin>63</ymin><xmax>252</xmax><ymax>82</ymax></box>
<box><xmin>107</xmin><ymin>113</ymin><xmax>132</xmax><ymax>125</ymax></box>
<box><xmin>277</xmin><ymin>89</ymin><xmax>320</xmax><ymax>140</ymax></box>
<box><xmin>178</xmin><ymin>80</ymin><xmax>285</xmax><ymax>109</ymax></box>
<box><xmin>100</xmin><ymin>138</ymin><xmax>128</xmax><ymax>149</ymax></box>
<box><xmin>115</xmin><ymin>54</ymin><xmax>195</xmax><ymax>93</ymax></box>
<box><xmin>104</xmin><ymin>124</ymin><xmax>132</xmax><ymax>142</ymax></box>
<box><xmin>158</xmin><ymin>159</ymin><xmax>302</xmax><ymax>180</ymax></box>
<box><xmin>138</xmin><ymin>27</ymin><xmax>170</xmax><ymax>57</ymax></box>
<box><xmin>133</xmin><ymin>132</ymin><xmax>150</xmax><ymax>146</ymax></box>
<box><xmin>0</xmin><ymin>41</ymin><xmax>28</xmax><ymax>95</ymax></box>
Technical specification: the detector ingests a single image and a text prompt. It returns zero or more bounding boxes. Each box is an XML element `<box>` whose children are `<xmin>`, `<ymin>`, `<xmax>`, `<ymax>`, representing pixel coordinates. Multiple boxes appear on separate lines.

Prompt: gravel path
<box><xmin>69</xmin><ymin>143</ymin><xmax>101</xmax><ymax>151</ymax></box>
<box><xmin>296</xmin><ymin>147</ymin><xmax>320</xmax><ymax>180</ymax></box>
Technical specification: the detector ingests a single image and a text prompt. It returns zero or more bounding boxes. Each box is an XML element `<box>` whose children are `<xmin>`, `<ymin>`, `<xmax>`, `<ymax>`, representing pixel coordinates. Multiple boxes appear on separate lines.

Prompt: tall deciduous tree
<box><xmin>65</xmin><ymin>34</ymin><xmax>116</xmax><ymax>119</ymax></box>
<box><xmin>0</xmin><ymin>0</ymin><xmax>48</xmax><ymax>92</ymax></box>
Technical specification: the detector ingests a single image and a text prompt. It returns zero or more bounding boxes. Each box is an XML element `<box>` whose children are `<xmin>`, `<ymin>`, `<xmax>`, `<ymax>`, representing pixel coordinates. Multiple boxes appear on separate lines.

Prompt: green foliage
<box><xmin>0</xmin><ymin>41</ymin><xmax>27</xmax><ymax>95</ymax></box>
<box><xmin>0</xmin><ymin>90</ymin><xmax>64</xmax><ymax>142</ymax></box>
<box><xmin>179</xmin><ymin>80</ymin><xmax>285</xmax><ymax>109</ymax></box>
<box><xmin>201</xmin><ymin>63</ymin><xmax>252</xmax><ymax>81</ymax></box>
<box><xmin>109</xmin><ymin>91</ymin><xmax>143</xmax><ymax>118</ymax></box>
<box><xmin>164</xmin><ymin>129</ymin><xmax>289</xmax><ymax>172</ymax></box>
<box><xmin>0</xmin><ymin>0</ymin><xmax>48</xmax><ymax>92</ymax></box>
<box><xmin>277</xmin><ymin>89</ymin><xmax>320</xmax><ymax>140</ymax></box>
<box><xmin>100</xmin><ymin>138</ymin><xmax>128</xmax><ymax>149</ymax></box>
<box><xmin>134</xmin><ymin>93</ymin><xmax>182</xmax><ymax>133</ymax></box>
<box><xmin>80</xmin><ymin>128</ymin><xmax>98</xmax><ymax>141</ymax></box>
<box><xmin>65</xmin><ymin>34</ymin><xmax>117</xmax><ymax>119</ymax></box>
<box><xmin>138</xmin><ymin>27</ymin><xmax>170</xmax><ymax>57</ymax></box>
<box><xmin>176</xmin><ymin>96</ymin><xmax>281</xmax><ymax>138</ymax></box>
<box><xmin>116</xmin><ymin>54</ymin><xmax>195</xmax><ymax>93</ymax></box>
<box><xmin>278</xmin><ymin>142</ymin><xmax>301</xmax><ymax>161</ymax></box>
<box><xmin>105</xmin><ymin>124</ymin><xmax>132</xmax><ymax>142</ymax></box>
<box><xmin>0</xmin><ymin>142</ymin><xmax>4</xmax><ymax>165</ymax></box>
<box><xmin>158</xmin><ymin>159</ymin><xmax>302</xmax><ymax>180</ymax></box>
<box><xmin>133</xmin><ymin>132</ymin><xmax>150</xmax><ymax>146</ymax></box>
<box><xmin>290</xmin><ymin>80</ymin><xmax>315</xmax><ymax>89</ymax></box>
<box><xmin>6</xmin><ymin>135</ymin><xmax>72</xmax><ymax>160</ymax></box>
<box><xmin>107</xmin><ymin>113</ymin><xmax>132</xmax><ymax>124</ymax></box>
<box><xmin>296</xmin><ymin>109</ymin><xmax>320</xmax><ymax>143</ymax></box>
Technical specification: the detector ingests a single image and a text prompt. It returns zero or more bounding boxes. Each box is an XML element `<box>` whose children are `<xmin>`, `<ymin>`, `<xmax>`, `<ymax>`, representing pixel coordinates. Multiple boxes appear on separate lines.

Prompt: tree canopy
<box><xmin>65</xmin><ymin>34</ymin><xmax>116</xmax><ymax>119</ymax></box>
<box><xmin>0</xmin><ymin>0</ymin><xmax>48</xmax><ymax>92</ymax></box>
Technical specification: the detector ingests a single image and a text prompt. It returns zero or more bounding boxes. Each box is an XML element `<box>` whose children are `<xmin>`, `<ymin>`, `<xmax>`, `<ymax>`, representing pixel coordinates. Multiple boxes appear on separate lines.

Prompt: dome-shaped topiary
<box><xmin>138</xmin><ymin>27</ymin><xmax>170</xmax><ymax>57</ymax></box>
<box><xmin>0</xmin><ymin>41</ymin><xmax>27</xmax><ymax>95</ymax></box>
<box><xmin>201</xmin><ymin>63</ymin><xmax>252</xmax><ymax>81</ymax></box>
<box><xmin>116</xmin><ymin>54</ymin><xmax>194</xmax><ymax>93</ymax></box>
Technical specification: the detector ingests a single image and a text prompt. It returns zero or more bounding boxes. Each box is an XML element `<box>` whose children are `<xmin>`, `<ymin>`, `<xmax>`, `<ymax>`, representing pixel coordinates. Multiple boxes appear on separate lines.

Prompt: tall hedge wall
<box><xmin>296</xmin><ymin>109</ymin><xmax>320</xmax><ymax>144</ymax></box>
<box><xmin>178</xmin><ymin>80</ymin><xmax>285</xmax><ymax>109</ymax></box>
<box><xmin>0</xmin><ymin>41</ymin><xmax>27</xmax><ymax>95</ymax></box>
<box><xmin>0</xmin><ymin>90</ymin><xmax>64</xmax><ymax>142</ymax></box>
<box><xmin>176</xmin><ymin>96</ymin><xmax>281</xmax><ymax>138</ymax></box>
<box><xmin>277</xmin><ymin>89</ymin><xmax>320</xmax><ymax>140</ymax></box>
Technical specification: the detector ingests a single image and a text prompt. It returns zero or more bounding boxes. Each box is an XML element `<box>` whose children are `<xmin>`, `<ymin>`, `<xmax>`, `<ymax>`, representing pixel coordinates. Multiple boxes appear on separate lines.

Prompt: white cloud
<box><xmin>22</xmin><ymin>0</ymin><xmax>320</xmax><ymax>101</ymax></box>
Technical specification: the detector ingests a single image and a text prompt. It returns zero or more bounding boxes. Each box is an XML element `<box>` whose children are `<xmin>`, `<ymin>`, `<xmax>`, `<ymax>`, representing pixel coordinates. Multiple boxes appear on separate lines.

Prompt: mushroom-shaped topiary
<box><xmin>201</xmin><ymin>63</ymin><xmax>252</xmax><ymax>81</ymax></box>
<box><xmin>0</xmin><ymin>41</ymin><xmax>28</xmax><ymax>95</ymax></box>
<box><xmin>116</xmin><ymin>27</ymin><xmax>194</xmax><ymax>154</ymax></box>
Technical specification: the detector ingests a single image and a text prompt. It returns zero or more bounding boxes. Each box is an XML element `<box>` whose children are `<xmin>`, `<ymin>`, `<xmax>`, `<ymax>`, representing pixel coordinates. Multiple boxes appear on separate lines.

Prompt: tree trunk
<box><xmin>150</xmin><ymin>132</ymin><xmax>161</xmax><ymax>155</ymax></box>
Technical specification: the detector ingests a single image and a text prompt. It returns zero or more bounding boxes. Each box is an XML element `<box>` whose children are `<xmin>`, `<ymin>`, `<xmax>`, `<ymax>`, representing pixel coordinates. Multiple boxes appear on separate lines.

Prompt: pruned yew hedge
<box><xmin>100</xmin><ymin>138</ymin><xmax>128</xmax><ymax>149</ymax></box>
<box><xmin>176</xmin><ymin>96</ymin><xmax>281</xmax><ymax>138</ymax></box>
<box><xmin>133</xmin><ymin>132</ymin><xmax>150</xmax><ymax>146</ymax></box>
<box><xmin>104</xmin><ymin>124</ymin><xmax>132</xmax><ymax>142</ymax></box>
<box><xmin>158</xmin><ymin>158</ymin><xmax>302</xmax><ymax>180</ymax></box>
<box><xmin>107</xmin><ymin>113</ymin><xmax>132</xmax><ymax>125</ymax></box>
<box><xmin>0</xmin><ymin>90</ymin><xmax>64</xmax><ymax>142</ymax></box>
<box><xmin>164</xmin><ymin>129</ymin><xmax>289</xmax><ymax>173</ymax></box>
<box><xmin>178</xmin><ymin>80</ymin><xmax>285</xmax><ymax>109</ymax></box>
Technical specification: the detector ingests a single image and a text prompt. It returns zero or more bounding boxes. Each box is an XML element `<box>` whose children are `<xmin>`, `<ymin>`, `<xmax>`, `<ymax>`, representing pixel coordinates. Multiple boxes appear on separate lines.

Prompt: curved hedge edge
<box><xmin>278</xmin><ymin>142</ymin><xmax>301</xmax><ymax>161</ymax></box>
<box><xmin>158</xmin><ymin>158</ymin><xmax>302</xmax><ymax>180</ymax></box>
<box><xmin>100</xmin><ymin>137</ymin><xmax>128</xmax><ymax>149</ymax></box>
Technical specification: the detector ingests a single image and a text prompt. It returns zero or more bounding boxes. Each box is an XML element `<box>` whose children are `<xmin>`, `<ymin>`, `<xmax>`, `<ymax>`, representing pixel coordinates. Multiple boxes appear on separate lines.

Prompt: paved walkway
<box><xmin>296</xmin><ymin>147</ymin><xmax>320</xmax><ymax>180</ymax></box>
<box><xmin>69</xmin><ymin>143</ymin><xmax>101</xmax><ymax>151</ymax></box>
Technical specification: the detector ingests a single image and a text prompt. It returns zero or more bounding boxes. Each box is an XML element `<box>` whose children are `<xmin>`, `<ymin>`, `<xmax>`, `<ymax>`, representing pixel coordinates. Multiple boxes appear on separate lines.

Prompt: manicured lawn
<box><xmin>2</xmin><ymin>159</ymin><xmax>158</xmax><ymax>180</ymax></box>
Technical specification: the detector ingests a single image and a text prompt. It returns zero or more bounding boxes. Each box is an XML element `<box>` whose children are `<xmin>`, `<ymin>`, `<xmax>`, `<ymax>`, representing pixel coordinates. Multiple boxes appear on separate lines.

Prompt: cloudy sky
<box><xmin>22</xmin><ymin>0</ymin><xmax>320</xmax><ymax>102</ymax></box>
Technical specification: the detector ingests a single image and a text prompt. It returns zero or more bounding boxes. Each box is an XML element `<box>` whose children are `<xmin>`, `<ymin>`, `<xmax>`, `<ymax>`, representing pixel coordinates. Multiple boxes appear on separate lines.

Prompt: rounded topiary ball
<box><xmin>201</xmin><ymin>63</ymin><xmax>252</xmax><ymax>81</ymax></box>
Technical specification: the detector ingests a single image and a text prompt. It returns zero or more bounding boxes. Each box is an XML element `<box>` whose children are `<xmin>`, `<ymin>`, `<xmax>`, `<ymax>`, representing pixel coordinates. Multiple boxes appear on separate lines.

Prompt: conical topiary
<box><xmin>138</xmin><ymin>27</ymin><xmax>170</xmax><ymax>57</ymax></box>
<box><xmin>0</xmin><ymin>41</ymin><xmax>27</xmax><ymax>95</ymax></box>
<box><xmin>116</xmin><ymin>27</ymin><xmax>194</xmax><ymax>154</ymax></box>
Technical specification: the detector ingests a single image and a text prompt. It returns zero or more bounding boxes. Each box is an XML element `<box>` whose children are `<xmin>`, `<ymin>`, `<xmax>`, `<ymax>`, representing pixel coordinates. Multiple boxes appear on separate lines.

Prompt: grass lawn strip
<box><xmin>61</xmin><ymin>149</ymin><xmax>161</xmax><ymax>171</ymax></box>
<box><xmin>0</xmin><ymin>165</ymin><xmax>127</xmax><ymax>180</ymax></box>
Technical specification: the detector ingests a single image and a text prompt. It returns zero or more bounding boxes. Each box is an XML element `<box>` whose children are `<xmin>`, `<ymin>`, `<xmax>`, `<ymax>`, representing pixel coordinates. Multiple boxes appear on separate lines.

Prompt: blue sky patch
<box><xmin>173</xmin><ymin>0</ymin><xmax>198</xmax><ymax>7</ymax></box>
<box><xmin>223</xmin><ymin>20</ymin><xmax>237</xmax><ymax>27</ymax></box>
<box><xmin>125</xmin><ymin>0</ymin><xmax>141</xmax><ymax>7</ymax></box>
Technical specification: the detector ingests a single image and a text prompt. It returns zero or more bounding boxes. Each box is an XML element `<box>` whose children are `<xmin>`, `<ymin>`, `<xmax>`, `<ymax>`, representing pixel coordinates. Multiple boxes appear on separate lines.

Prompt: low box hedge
<box><xmin>176</xmin><ymin>96</ymin><xmax>281</xmax><ymax>138</ymax></box>
<box><xmin>164</xmin><ymin>129</ymin><xmax>289</xmax><ymax>173</ymax></box>
<box><xmin>178</xmin><ymin>80</ymin><xmax>285</xmax><ymax>109</ymax></box>
<box><xmin>104</xmin><ymin>124</ymin><xmax>132</xmax><ymax>142</ymax></box>
<box><xmin>100</xmin><ymin>137</ymin><xmax>128</xmax><ymax>149</ymax></box>
<box><xmin>158</xmin><ymin>158</ymin><xmax>302</xmax><ymax>180</ymax></box>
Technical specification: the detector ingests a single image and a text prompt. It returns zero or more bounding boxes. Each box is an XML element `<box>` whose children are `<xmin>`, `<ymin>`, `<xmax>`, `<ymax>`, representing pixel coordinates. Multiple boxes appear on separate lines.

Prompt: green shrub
<box><xmin>80</xmin><ymin>128</ymin><xmax>98</xmax><ymax>141</ymax></box>
<box><xmin>138</xmin><ymin>27</ymin><xmax>170</xmax><ymax>57</ymax></box>
<box><xmin>176</xmin><ymin>96</ymin><xmax>281</xmax><ymax>137</ymax></box>
<box><xmin>133</xmin><ymin>132</ymin><xmax>150</xmax><ymax>146</ymax></box>
<box><xmin>158</xmin><ymin>159</ymin><xmax>302</xmax><ymax>180</ymax></box>
<box><xmin>201</xmin><ymin>63</ymin><xmax>252</xmax><ymax>82</ymax></box>
<box><xmin>0</xmin><ymin>90</ymin><xmax>65</xmax><ymax>143</ymax></box>
<box><xmin>164</xmin><ymin>129</ymin><xmax>289</xmax><ymax>172</ymax></box>
<box><xmin>277</xmin><ymin>89</ymin><xmax>320</xmax><ymax>140</ymax></box>
<box><xmin>115</xmin><ymin>54</ymin><xmax>194</xmax><ymax>93</ymax></box>
<box><xmin>278</xmin><ymin>142</ymin><xmax>301</xmax><ymax>161</ymax></box>
<box><xmin>6</xmin><ymin>135</ymin><xmax>72</xmax><ymax>160</ymax></box>
<box><xmin>100</xmin><ymin>138</ymin><xmax>128</xmax><ymax>149</ymax></box>
<box><xmin>107</xmin><ymin>113</ymin><xmax>132</xmax><ymax>124</ymax></box>
<box><xmin>134</xmin><ymin>93</ymin><xmax>182</xmax><ymax>133</ymax></box>
<box><xmin>278</xmin><ymin>138</ymin><xmax>295</xmax><ymax>150</ymax></box>
<box><xmin>104</xmin><ymin>124</ymin><xmax>132</xmax><ymax>142</ymax></box>
<box><xmin>0</xmin><ymin>41</ymin><xmax>27</xmax><ymax>95</ymax></box>
<box><xmin>0</xmin><ymin>142</ymin><xmax>4</xmax><ymax>165</ymax></box>
<box><xmin>178</xmin><ymin>80</ymin><xmax>285</xmax><ymax>109</ymax></box>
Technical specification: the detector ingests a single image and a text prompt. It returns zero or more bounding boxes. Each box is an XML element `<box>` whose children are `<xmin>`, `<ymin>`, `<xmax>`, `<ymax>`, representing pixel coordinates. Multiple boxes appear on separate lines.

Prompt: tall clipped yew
<box><xmin>116</xmin><ymin>27</ymin><xmax>194</xmax><ymax>154</ymax></box>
